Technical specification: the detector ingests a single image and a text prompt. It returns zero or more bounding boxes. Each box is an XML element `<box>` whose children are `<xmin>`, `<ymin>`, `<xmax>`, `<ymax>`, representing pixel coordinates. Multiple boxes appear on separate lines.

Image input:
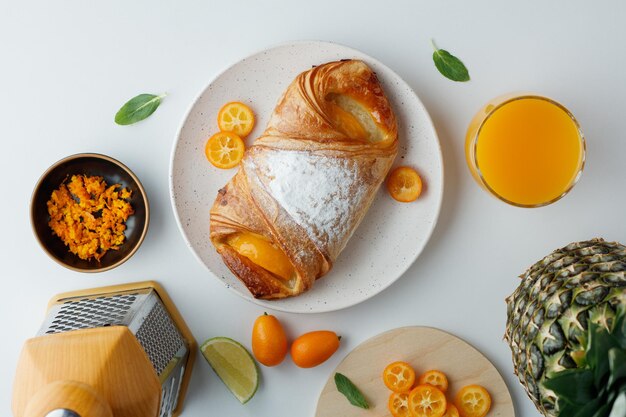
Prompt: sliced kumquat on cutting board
<box><xmin>443</xmin><ymin>403</ymin><xmax>460</xmax><ymax>417</ymax></box>
<box><xmin>455</xmin><ymin>385</ymin><xmax>491</xmax><ymax>417</ymax></box>
<box><xmin>408</xmin><ymin>384</ymin><xmax>447</xmax><ymax>417</ymax></box>
<box><xmin>217</xmin><ymin>101</ymin><xmax>255</xmax><ymax>138</ymax></box>
<box><xmin>383</xmin><ymin>361</ymin><xmax>416</xmax><ymax>393</ymax></box>
<box><xmin>387</xmin><ymin>166</ymin><xmax>423</xmax><ymax>202</ymax></box>
<box><xmin>388</xmin><ymin>391</ymin><xmax>411</xmax><ymax>417</ymax></box>
<box><xmin>418</xmin><ymin>370</ymin><xmax>449</xmax><ymax>393</ymax></box>
<box><xmin>205</xmin><ymin>131</ymin><xmax>245</xmax><ymax>169</ymax></box>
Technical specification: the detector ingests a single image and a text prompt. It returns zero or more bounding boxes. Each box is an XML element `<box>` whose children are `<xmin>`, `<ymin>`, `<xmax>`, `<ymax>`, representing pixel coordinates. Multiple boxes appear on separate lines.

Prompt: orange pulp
<box><xmin>226</xmin><ymin>233</ymin><xmax>294</xmax><ymax>280</ymax></box>
<box><xmin>466</xmin><ymin>96</ymin><xmax>584</xmax><ymax>207</ymax></box>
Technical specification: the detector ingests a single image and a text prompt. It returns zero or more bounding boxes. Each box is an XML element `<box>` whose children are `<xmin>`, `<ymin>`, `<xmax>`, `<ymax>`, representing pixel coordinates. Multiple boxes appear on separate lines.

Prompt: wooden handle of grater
<box><xmin>24</xmin><ymin>380</ymin><xmax>113</xmax><ymax>417</ymax></box>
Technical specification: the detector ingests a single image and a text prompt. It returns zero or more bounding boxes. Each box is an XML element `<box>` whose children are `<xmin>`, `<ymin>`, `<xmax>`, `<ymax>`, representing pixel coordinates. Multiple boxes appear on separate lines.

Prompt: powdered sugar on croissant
<box><xmin>210</xmin><ymin>60</ymin><xmax>398</xmax><ymax>299</ymax></box>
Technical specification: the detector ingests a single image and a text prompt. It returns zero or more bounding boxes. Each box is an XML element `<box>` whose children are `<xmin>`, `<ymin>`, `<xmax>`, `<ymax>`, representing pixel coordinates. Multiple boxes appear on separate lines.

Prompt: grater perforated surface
<box><xmin>40</xmin><ymin>290</ymin><xmax>185</xmax><ymax>376</ymax></box>
<box><xmin>135</xmin><ymin>300</ymin><xmax>185</xmax><ymax>375</ymax></box>
<box><xmin>43</xmin><ymin>294</ymin><xmax>138</xmax><ymax>334</ymax></box>
<box><xmin>37</xmin><ymin>286</ymin><xmax>190</xmax><ymax>417</ymax></box>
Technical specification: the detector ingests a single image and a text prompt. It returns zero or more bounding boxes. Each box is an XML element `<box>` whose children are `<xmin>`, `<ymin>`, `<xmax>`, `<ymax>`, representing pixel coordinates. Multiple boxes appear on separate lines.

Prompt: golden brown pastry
<box><xmin>210</xmin><ymin>60</ymin><xmax>398</xmax><ymax>299</ymax></box>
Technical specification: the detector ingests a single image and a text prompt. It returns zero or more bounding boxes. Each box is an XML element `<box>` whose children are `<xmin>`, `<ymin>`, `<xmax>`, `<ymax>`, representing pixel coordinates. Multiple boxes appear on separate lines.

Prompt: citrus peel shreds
<box><xmin>47</xmin><ymin>175</ymin><xmax>134</xmax><ymax>261</ymax></box>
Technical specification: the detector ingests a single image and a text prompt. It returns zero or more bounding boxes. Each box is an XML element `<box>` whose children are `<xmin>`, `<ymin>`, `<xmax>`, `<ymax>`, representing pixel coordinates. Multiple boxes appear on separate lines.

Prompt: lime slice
<box><xmin>200</xmin><ymin>337</ymin><xmax>259</xmax><ymax>404</ymax></box>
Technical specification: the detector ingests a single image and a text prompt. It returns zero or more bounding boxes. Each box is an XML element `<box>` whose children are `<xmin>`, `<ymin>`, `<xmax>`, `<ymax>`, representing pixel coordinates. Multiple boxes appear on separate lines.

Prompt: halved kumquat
<box><xmin>218</xmin><ymin>102</ymin><xmax>255</xmax><ymax>138</ymax></box>
<box><xmin>383</xmin><ymin>361</ymin><xmax>416</xmax><ymax>393</ymax></box>
<box><xmin>455</xmin><ymin>385</ymin><xmax>491</xmax><ymax>417</ymax></box>
<box><xmin>387</xmin><ymin>166</ymin><xmax>423</xmax><ymax>202</ymax></box>
<box><xmin>418</xmin><ymin>370</ymin><xmax>449</xmax><ymax>393</ymax></box>
<box><xmin>205</xmin><ymin>131</ymin><xmax>245</xmax><ymax>169</ymax></box>
<box><xmin>408</xmin><ymin>384</ymin><xmax>447</xmax><ymax>417</ymax></box>
<box><xmin>388</xmin><ymin>391</ymin><xmax>411</xmax><ymax>417</ymax></box>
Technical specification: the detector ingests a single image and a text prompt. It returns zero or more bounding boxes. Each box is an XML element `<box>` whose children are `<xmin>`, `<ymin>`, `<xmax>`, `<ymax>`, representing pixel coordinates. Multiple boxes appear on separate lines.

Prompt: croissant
<box><xmin>209</xmin><ymin>60</ymin><xmax>398</xmax><ymax>299</ymax></box>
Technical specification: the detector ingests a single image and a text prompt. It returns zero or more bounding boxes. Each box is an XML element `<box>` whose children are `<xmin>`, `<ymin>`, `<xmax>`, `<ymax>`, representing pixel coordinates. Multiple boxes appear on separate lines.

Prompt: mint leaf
<box><xmin>115</xmin><ymin>93</ymin><xmax>166</xmax><ymax>125</ymax></box>
<box><xmin>431</xmin><ymin>39</ymin><xmax>470</xmax><ymax>82</ymax></box>
<box><xmin>334</xmin><ymin>372</ymin><xmax>369</xmax><ymax>409</ymax></box>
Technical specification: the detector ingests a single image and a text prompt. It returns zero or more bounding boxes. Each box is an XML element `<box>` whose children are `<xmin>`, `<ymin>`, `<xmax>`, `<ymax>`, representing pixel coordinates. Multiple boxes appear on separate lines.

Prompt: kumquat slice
<box><xmin>383</xmin><ymin>361</ymin><xmax>416</xmax><ymax>393</ymax></box>
<box><xmin>387</xmin><ymin>166</ymin><xmax>423</xmax><ymax>202</ymax></box>
<box><xmin>455</xmin><ymin>385</ymin><xmax>491</xmax><ymax>417</ymax></box>
<box><xmin>217</xmin><ymin>102</ymin><xmax>255</xmax><ymax>138</ymax></box>
<box><xmin>418</xmin><ymin>370</ymin><xmax>449</xmax><ymax>393</ymax></box>
<box><xmin>408</xmin><ymin>384</ymin><xmax>447</xmax><ymax>417</ymax></box>
<box><xmin>205</xmin><ymin>131</ymin><xmax>245</xmax><ymax>169</ymax></box>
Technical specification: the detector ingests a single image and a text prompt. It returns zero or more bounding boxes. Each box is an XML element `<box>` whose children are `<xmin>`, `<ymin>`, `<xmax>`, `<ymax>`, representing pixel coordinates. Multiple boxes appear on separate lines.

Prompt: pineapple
<box><xmin>505</xmin><ymin>238</ymin><xmax>626</xmax><ymax>417</ymax></box>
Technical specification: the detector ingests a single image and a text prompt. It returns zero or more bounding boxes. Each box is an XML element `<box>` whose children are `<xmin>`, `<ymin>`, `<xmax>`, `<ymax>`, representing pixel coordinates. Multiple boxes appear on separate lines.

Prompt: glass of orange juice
<box><xmin>466</xmin><ymin>94</ymin><xmax>586</xmax><ymax>207</ymax></box>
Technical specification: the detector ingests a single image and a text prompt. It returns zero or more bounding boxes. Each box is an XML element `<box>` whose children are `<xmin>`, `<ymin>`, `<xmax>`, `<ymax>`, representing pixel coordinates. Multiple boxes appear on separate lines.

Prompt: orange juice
<box><xmin>466</xmin><ymin>95</ymin><xmax>585</xmax><ymax>207</ymax></box>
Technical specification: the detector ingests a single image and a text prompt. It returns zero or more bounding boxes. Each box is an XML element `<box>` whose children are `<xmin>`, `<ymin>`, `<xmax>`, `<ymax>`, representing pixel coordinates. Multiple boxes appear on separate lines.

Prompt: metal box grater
<box><xmin>12</xmin><ymin>281</ymin><xmax>196</xmax><ymax>417</ymax></box>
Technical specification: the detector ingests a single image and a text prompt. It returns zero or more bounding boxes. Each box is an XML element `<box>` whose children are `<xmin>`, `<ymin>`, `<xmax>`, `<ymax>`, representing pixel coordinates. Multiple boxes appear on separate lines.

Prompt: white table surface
<box><xmin>2</xmin><ymin>1</ymin><xmax>625</xmax><ymax>416</ymax></box>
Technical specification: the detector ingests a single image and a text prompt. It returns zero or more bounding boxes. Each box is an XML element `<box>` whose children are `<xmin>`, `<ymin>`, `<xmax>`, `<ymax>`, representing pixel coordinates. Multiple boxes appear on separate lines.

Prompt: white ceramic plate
<box><xmin>170</xmin><ymin>41</ymin><xmax>443</xmax><ymax>313</ymax></box>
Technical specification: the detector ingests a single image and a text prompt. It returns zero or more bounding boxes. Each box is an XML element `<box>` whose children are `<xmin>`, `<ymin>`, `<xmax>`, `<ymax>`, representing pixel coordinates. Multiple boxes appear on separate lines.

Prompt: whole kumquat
<box><xmin>290</xmin><ymin>331</ymin><xmax>340</xmax><ymax>368</ymax></box>
<box><xmin>251</xmin><ymin>313</ymin><xmax>288</xmax><ymax>367</ymax></box>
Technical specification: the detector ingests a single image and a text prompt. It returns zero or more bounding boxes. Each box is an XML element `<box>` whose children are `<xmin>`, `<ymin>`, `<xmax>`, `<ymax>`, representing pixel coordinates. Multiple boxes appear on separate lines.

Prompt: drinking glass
<box><xmin>465</xmin><ymin>94</ymin><xmax>586</xmax><ymax>207</ymax></box>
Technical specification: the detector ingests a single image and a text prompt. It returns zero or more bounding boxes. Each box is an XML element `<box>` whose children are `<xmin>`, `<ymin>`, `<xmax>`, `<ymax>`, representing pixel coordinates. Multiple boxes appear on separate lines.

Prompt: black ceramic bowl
<box><xmin>30</xmin><ymin>153</ymin><xmax>149</xmax><ymax>272</ymax></box>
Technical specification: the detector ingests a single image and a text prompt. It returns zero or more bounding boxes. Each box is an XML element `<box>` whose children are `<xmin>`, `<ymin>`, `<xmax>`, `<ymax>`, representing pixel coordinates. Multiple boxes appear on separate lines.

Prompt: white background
<box><xmin>2</xmin><ymin>1</ymin><xmax>625</xmax><ymax>416</ymax></box>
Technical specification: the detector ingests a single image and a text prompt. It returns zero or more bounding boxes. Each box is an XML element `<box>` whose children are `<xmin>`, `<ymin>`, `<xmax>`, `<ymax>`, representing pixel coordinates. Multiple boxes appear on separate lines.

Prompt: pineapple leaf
<box><xmin>608</xmin><ymin>348</ymin><xmax>626</xmax><ymax>389</ymax></box>
<box><xmin>591</xmin><ymin>402</ymin><xmax>613</xmax><ymax>417</ymax></box>
<box><xmin>558</xmin><ymin>397</ymin><xmax>610</xmax><ymax>417</ymax></box>
<box><xmin>567</xmin><ymin>396</ymin><xmax>608</xmax><ymax>417</ymax></box>
<box><xmin>543</xmin><ymin>368</ymin><xmax>596</xmax><ymax>406</ymax></box>
<box><xmin>558</xmin><ymin>397</ymin><xmax>611</xmax><ymax>417</ymax></box>
<box><xmin>558</xmin><ymin>402</ymin><xmax>584</xmax><ymax>417</ymax></box>
<box><xmin>611</xmin><ymin>309</ymin><xmax>626</xmax><ymax>349</ymax></box>
<box><xmin>608</xmin><ymin>391</ymin><xmax>626</xmax><ymax>417</ymax></box>
<box><xmin>587</xmin><ymin>321</ymin><xmax>620</xmax><ymax>386</ymax></box>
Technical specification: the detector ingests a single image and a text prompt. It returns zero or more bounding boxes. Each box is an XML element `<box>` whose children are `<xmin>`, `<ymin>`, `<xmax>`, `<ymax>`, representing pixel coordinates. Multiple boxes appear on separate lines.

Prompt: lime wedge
<box><xmin>200</xmin><ymin>337</ymin><xmax>259</xmax><ymax>404</ymax></box>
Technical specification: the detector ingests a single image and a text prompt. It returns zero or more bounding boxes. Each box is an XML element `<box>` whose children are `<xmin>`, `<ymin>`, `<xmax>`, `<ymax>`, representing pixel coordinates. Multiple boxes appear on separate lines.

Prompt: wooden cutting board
<box><xmin>316</xmin><ymin>326</ymin><xmax>515</xmax><ymax>417</ymax></box>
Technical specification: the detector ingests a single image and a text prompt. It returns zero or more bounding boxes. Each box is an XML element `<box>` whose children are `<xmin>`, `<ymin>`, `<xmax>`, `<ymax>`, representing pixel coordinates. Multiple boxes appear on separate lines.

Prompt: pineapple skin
<box><xmin>505</xmin><ymin>238</ymin><xmax>626</xmax><ymax>416</ymax></box>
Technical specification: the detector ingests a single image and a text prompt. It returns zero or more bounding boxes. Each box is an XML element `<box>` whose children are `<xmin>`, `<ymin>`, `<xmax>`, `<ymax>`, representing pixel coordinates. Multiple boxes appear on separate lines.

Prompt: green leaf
<box><xmin>334</xmin><ymin>372</ymin><xmax>369</xmax><ymax>409</ymax></box>
<box><xmin>608</xmin><ymin>348</ymin><xmax>626</xmax><ymax>389</ymax></box>
<box><xmin>431</xmin><ymin>39</ymin><xmax>470</xmax><ymax>82</ymax></box>
<box><xmin>558</xmin><ymin>393</ymin><xmax>612</xmax><ymax>417</ymax></box>
<box><xmin>611</xmin><ymin>309</ymin><xmax>626</xmax><ymax>349</ymax></box>
<box><xmin>558</xmin><ymin>401</ymin><xmax>581</xmax><ymax>417</ymax></box>
<box><xmin>587</xmin><ymin>321</ymin><xmax>620</xmax><ymax>386</ymax></box>
<box><xmin>569</xmin><ymin>396</ymin><xmax>609</xmax><ymax>417</ymax></box>
<box><xmin>115</xmin><ymin>93</ymin><xmax>166</xmax><ymax>125</ymax></box>
<box><xmin>591</xmin><ymin>401</ymin><xmax>614</xmax><ymax>417</ymax></box>
<box><xmin>543</xmin><ymin>368</ymin><xmax>596</xmax><ymax>406</ymax></box>
<box><xmin>608</xmin><ymin>391</ymin><xmax>626</xmax><ymax>417</ymax></box>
